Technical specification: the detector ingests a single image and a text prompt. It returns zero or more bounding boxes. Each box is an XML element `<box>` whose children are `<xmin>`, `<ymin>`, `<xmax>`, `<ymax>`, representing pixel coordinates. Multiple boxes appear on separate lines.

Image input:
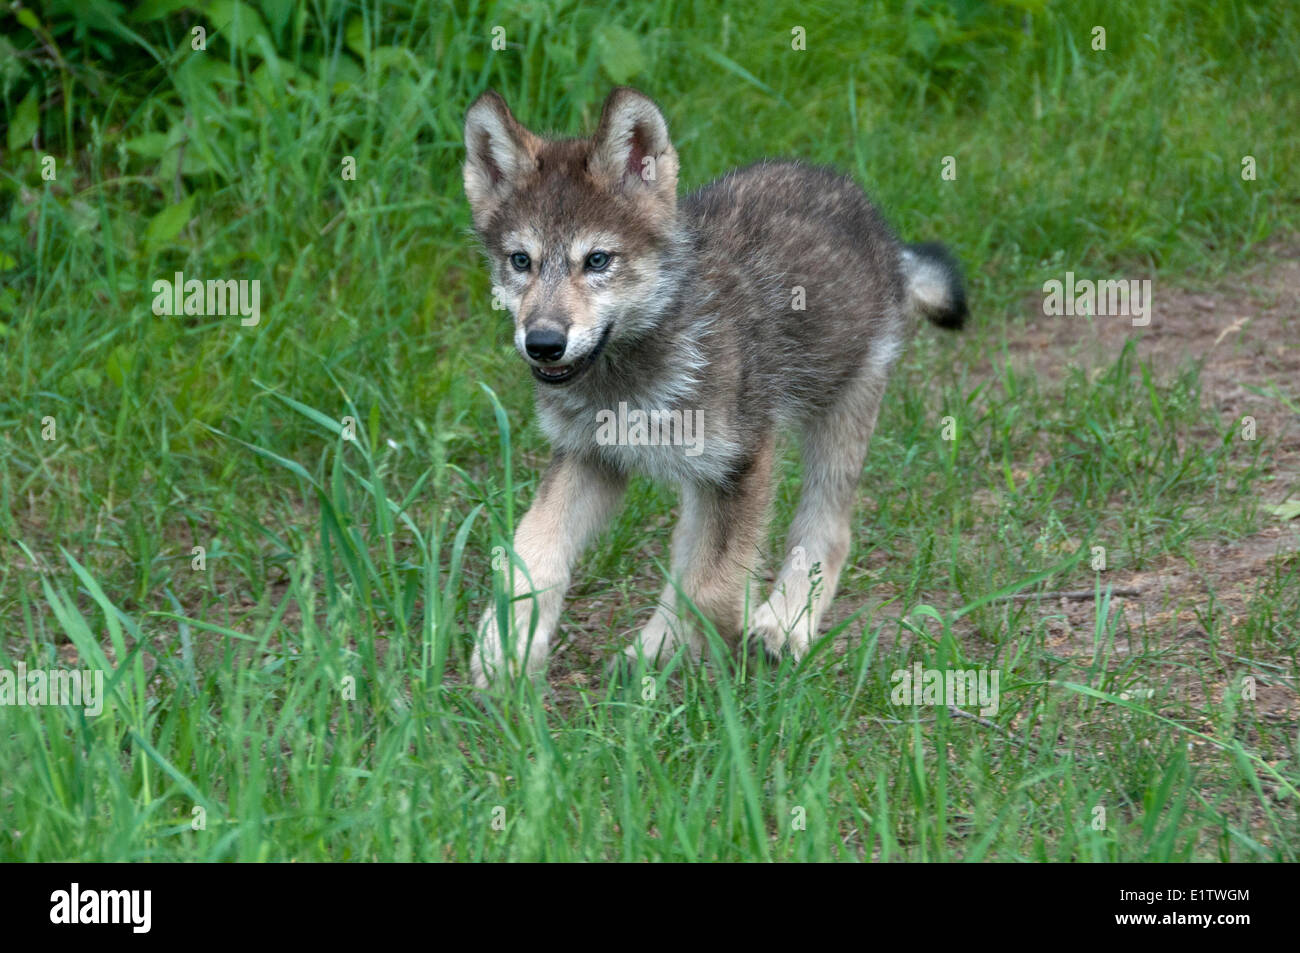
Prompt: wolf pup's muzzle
<box><xmin>523</xmin><ymin>322</ymin><xmax>612</xmax><ymax>386</ymax></box>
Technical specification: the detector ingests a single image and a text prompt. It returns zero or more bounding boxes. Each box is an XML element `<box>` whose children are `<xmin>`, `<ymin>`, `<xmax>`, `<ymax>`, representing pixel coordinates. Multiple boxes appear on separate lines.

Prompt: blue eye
<box><xmin>585</xmin><ymin>251</ymin><xmax>611</xmax><ymax>272</ymax></box>
<box><xmin>509</xmin><ymin>252</ymin><xmax>531</xmax><ymax>272</ymax></box>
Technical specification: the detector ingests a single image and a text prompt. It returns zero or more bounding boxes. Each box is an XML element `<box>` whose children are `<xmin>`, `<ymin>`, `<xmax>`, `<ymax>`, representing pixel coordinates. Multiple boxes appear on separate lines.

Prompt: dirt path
<box><xmin>996</xmin><ymin>241</ymin><xmax>1300</xmax><ymax>491</ymax></box>
<box><xmin>853</xmin><ymin>243</ymin><xmax>1300</xmax><ymax>733</ymax></box>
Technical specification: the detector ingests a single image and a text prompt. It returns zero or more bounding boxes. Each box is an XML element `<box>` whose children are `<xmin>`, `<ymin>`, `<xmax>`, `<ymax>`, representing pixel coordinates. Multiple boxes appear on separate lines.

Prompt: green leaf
<box><xmin>595</xmin><ymin>25</ymin><xmax>645</xmax><ymax>85</ymax></box>
<box><xmin>345</xmin><ymin>15</ymin><xmax>369</xmax><ymax>58</ymax></box>
<box><xmin>1262</xmin><ymin>499</ymin><xmax>1300</xmax><ymax>521</ymax></box>
<box><xmin>373</xmin><ymin>46</ymin><xmax>417</xmax><ymax>73</ymax></box>
<box><xmin>130</xmin><ymin>0</ymin><xmax>193</xmax><ymax>21</ymax></box>
<box><xmin>697</xmin><ymin>46</ymin><xmax>791</xmax><ymax>107</ymax></box>
<box><xmin>261</xmin><ymin>0</ymin><xmax>295</xmax><ymax>38</ymax></box>
<box><xmin>7</xmin><ymin>88</ymin><xmax>38</xmax><ymax>152</ymax></box>
<box><xmin>207</xmin><ymin>0</ymin><xmax>273</xmax><ymax>56</ymax></box>
<box><xmin>145</xmin><ymin>194</ymin><xmax>196</xmax><ymax>254</ymax></box>
<box><xmin>123</xmin><ymin>132</ymin><xmax>170</xmax><ymax>158</ymax></box>
<box><xmin>65</xmin><ymin>367</ymin><xmax>103</xmax><ymax>391</ymax></box>
<box><xmin>106</xmin><ymin>345</ymin><xmax>136</xmax><ymax>388</ymax></box>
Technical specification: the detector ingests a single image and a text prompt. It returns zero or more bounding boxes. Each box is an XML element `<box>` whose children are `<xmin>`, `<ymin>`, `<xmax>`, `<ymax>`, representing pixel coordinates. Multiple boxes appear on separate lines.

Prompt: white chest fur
<box><xmin>538</xmin><ymin>395</ymin><xmax>742</xmax><ymax>486</ymax></box>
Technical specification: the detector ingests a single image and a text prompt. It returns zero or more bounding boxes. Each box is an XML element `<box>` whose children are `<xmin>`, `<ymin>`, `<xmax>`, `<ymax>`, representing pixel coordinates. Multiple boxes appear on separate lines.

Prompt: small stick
<box><xmin>319</xmin><ymin>209</ymin><xmax>347</xmax><ymax>236</ymax></box>
<box><xmin>946</xmin><ymin>706</ymin><xmax>1055</xmax><ymax>756</ymax></box>
<box><xmin>947</xmin><ymin>705</ymin><xmax>1014</xmax><ymax>736</ymax></box>
<box><xmin>991</xmin><ymin>587</ymin><xmax>1141</xmax><ymax>603</ymax></box>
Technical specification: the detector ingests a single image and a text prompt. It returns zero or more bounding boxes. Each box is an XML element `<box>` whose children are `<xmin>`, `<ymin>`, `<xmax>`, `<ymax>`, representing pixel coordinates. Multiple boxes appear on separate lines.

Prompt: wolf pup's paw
<box><xmin>604</xmin><ymin>652</ymin><xmax>642</xmax><ymax>689</ymax></box>
<box><xmin>470</xmin><ymin>610</ymin><xmax>509</xmax><ymax>690</ymax></box>
<box><xmin>471</xmin><ymin>606</ymin><xmax>552</xmax><ymax>689</ymax></box>
<box><xmin>748</xmin><ymin>601</ymin><xmax>814</xmax><ymax>663</ymax></box>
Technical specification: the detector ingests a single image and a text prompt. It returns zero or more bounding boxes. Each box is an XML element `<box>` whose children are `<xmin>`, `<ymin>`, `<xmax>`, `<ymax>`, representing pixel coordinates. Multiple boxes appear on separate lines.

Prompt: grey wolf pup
<box><xmin>463</xmin><ymin>87</ymin><xmax>966</xmax><ymax>689</ymax></box>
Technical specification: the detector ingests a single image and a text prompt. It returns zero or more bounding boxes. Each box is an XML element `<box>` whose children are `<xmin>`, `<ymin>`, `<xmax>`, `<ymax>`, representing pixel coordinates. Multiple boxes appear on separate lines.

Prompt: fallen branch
<box><xmin>947</xmin><ymin>705</ymin><xmax>1022</xmax><ymax>740</ymax></box>
<box><xmin>991</xmin><ymin>587</ymin><xmax>1141</xmax><ymax>603</ymax></box>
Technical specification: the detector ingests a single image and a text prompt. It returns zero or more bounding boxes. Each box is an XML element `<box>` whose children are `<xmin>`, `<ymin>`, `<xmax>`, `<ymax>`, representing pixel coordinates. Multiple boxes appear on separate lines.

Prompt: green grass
<box><xmin>1</xmin><ymin>0</ymin><xmax>1297</xmax><ymax>860</ymax></box>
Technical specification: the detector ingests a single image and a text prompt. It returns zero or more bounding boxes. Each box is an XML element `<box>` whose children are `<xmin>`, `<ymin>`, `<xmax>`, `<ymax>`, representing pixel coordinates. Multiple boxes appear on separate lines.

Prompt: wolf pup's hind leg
<box><xmin>750</xmin><ymin>360</ymin><xmax>891</xmax><ymax>660</ymax></box>
<box><xmin>622</xmin><ymin>434</ymin><xmax>776</xmax><ymax>668</ymax></box>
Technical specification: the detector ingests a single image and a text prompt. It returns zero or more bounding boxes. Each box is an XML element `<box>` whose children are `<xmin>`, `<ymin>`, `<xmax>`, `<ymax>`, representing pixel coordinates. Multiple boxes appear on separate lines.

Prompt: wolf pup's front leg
<box><xmin>472</xmin><ymin>453</ymin><xmax>626</xmax><ymax>689</ymax></box>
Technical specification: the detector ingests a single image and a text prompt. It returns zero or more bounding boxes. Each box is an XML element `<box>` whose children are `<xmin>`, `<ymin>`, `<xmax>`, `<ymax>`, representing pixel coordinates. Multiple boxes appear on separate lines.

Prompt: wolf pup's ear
<box><xmin>463</xmin><ymin>91</ymin><xmax>541</xmax><ymax>232</ymax></box>
<box><xmin>588</xmin><ymin>88</ymin><xmax>679</xmax><ymax>217</ymax></box>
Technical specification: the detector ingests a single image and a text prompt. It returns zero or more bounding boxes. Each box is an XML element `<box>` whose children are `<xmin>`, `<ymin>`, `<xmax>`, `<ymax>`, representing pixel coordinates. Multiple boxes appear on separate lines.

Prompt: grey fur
<box><xmin>463</xmin><ymin>87</ymin><xmax>968</xmax><ymax>686</ymax></box>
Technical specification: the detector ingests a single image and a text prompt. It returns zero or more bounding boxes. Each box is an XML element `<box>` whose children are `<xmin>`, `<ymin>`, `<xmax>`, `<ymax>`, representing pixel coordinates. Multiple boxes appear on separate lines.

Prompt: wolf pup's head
<box><xmin>463</xmin><ymin>88</ymin><xmax>682</xmax><ymax>386</ymax></box>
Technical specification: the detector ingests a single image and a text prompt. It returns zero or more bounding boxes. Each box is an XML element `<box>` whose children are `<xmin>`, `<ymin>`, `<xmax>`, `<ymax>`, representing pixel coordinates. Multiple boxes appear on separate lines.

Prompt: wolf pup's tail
<box><xmin>901</xmin><ymin>241</ymin><xmax>968</xmax><ymax>330</ymax></box>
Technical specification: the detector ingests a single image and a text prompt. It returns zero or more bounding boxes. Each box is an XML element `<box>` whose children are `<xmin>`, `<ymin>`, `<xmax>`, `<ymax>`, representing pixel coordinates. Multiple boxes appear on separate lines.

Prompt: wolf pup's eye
<box><xmin>584</xmin><ymin>251</ymin><xmax>611</xmax><ymax>272</ymax></box>
<box><xmin>509</xmin><ymin>252</ymin><xmax>531</xmax><ymax>272</ymax></box>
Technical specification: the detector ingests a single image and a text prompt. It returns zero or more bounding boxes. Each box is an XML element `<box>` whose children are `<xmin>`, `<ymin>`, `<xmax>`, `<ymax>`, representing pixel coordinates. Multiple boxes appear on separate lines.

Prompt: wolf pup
<box><xmin>463</xmin><ymin>87</ymin><xmax>966</xmax><ymax>688</ymax></box>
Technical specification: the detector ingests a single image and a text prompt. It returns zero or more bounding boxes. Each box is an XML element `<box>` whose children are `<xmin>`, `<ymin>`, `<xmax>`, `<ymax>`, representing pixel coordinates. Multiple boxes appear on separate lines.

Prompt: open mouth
<box><xmin>529</xmin><ymin>324</ymin><xmax>612</xmax><ymax>386</ymax></box>
<box><xmin>532</xmin><ymin>363</ymin><xmax>578</xmax><ymax>383</ymax></box>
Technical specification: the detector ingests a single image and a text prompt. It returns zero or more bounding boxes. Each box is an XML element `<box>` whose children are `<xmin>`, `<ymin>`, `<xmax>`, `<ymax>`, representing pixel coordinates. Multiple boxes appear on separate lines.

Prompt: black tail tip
<box><xmin>907</xmin><ymin>241</ymin><xmax>969</xmax><ymax>331</ymax></box>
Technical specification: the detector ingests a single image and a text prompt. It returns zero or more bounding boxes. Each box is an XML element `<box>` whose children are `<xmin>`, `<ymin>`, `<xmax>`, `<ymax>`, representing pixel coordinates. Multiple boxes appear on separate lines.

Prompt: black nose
<box><xmin>525</xmin><ymin>328</ymin><xmax>567</xmax><ymax>362</ymax></box>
